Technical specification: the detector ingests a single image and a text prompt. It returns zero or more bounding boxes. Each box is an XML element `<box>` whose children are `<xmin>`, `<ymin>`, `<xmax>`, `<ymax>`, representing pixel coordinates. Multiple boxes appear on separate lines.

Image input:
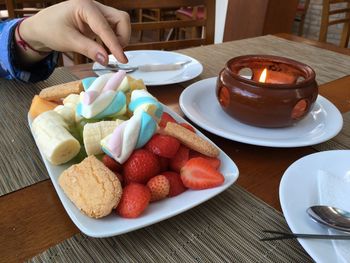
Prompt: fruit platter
<box><xmin>28</xmin><ymin>71</ymin><xmax>239</xmax><ymax>237</ymax></box>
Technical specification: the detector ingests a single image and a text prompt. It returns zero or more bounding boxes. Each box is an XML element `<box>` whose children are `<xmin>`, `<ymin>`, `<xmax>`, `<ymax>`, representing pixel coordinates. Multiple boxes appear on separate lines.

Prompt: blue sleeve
<box><xmin>0</xmin><ymin>19</ymin><xmax>59</xmax><ymax>83</ymax></box>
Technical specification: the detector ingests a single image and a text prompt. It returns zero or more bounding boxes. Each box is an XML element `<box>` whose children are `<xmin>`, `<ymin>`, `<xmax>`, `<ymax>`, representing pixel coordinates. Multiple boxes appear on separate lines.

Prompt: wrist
<box><xmin>18</xmin><ymin>17</ymin><xmax>52</xmax><ymax>53</ymax></box>
<box><xmin>14</xmin><ymin>18</ymin><xmax>52</xmax><ymax>64</ymax></box>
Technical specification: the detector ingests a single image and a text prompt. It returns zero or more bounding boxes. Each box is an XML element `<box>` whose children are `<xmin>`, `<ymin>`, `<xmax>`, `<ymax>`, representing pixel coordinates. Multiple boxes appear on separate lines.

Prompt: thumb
<box><xmin>67</xmin><ymin>30</ymin><xmax>108</xmax><ymax>65</ymax></box>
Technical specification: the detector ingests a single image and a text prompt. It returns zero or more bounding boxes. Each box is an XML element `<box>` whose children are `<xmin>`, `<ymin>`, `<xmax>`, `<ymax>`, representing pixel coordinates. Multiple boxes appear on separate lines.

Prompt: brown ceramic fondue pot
<box><xmin>216</xmin><ymin>55</ymin><xmax>318</xmax><ymax>128</ymax></box>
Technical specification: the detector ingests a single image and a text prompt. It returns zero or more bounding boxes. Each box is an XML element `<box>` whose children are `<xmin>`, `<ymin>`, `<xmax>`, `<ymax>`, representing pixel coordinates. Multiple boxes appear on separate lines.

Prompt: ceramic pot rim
<box><xmin>225</xmin><ymin>54</ymin><xmax>316</xmax><ymax>89</ymax></box>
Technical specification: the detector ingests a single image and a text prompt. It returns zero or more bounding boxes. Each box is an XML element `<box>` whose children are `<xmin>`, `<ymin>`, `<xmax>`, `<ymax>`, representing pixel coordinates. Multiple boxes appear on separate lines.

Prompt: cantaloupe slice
<box><xmin>29</xmin><ymin>95</ymin><xmax>59</xmax><ymax>119</ymax></box>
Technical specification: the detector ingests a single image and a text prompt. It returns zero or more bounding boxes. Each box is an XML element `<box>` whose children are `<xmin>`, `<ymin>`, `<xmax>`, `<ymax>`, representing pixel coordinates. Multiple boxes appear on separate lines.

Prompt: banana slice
<box><xmin>83</xmin><ymin>120</ymin><xmax>124</xmax><ymax>156</ymax></box>
<box><xmin>31</xmin><ymin>111</ymin><xmax>81</xmax><ymax>165</ymax></box>
<box><xmin>54</xmin><ymin>105</ymin><xmax>76</xmax><ymax>125</ymax></box>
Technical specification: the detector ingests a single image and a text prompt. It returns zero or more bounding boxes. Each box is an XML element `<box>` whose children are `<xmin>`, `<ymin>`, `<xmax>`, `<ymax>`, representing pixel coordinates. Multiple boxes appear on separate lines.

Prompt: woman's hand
<box><xmin>16</xmin><ymin>0</ymin><xmax>131</xmax><ymax>65</ymax></box>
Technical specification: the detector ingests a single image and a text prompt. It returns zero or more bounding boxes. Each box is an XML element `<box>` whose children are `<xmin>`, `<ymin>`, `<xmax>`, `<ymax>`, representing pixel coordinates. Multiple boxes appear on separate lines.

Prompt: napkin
<box><xmin>317</xmin><ymin>169</ymin><xmax>350</xmax><ymax>263</ymax></box>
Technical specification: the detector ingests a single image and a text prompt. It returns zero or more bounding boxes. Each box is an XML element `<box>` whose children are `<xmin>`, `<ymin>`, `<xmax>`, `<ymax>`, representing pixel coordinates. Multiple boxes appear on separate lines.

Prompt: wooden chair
<box><xmin>103</xmin><ymin>0</ymin><xmax>215</xmax><ymax>51</ymax></box>
<box><xmin>319</xmin><ymin>0</ymin><xmax>350</xmax><ymax>48</ymax></box>
<box><xmin>295</xmin><ymin>0</ymin><xmax>310</xmax><ymax>36</ymax></box>
<box><xmin>136</xmin><ymin>8</ymin><xmax>177</xmax><ymax>42</ymax></box>
<box><xmin>176</xmin><ymin>5</ymin><xmax>206</xmax><ymax>39</ymax></box>
<box><xmin>5</xmin><ymin>0</ymin><xmax>57</xmax><ymax>18</ymax></box>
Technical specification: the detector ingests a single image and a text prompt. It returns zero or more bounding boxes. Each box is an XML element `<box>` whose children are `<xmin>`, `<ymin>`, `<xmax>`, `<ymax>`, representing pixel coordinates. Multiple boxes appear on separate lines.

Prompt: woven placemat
<box><xmin>10</xmin><ymin>36</ymin><xmax>348</xmax><ymax>262</ymax></box>
<box><xmin>2</xmin><ymin>36</ymin><xmax>350</xmax><ymax>197</ymax></box>
<box><xmin>28</xmin><ymin>185</ymin><xmax>312</xmax><ymax>263</ymax></box>
<box><xmin>179</xmin><ymin>35</ymin><xmax>350</xmax><ymax>85</ymax></box>
<box><xmin>312</xmin><ymin>111</ymin><xmax>350</xmax><ymax>151</ymax></box>
<box><xmin>0</xmin><ymin>68</ymin><xmax>77</xmax><ymax>196</ymax></box>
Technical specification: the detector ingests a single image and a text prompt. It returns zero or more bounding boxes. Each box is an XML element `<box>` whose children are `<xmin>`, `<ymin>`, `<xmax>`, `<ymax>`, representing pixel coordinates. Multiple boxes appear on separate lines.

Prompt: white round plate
<box><xmin>93</xmin><ymin>50</ymin><xmax>203</xmax><ymax>86</ymax></box>
<box><xmin>179</xmin><ymin>77</ymin><xmax>343</xmax><ymax>147</ymax></box>
<box><xmin>279</xmin><ymin>150</ymin><xmax>350</xmax><ymax>262</ymax></box>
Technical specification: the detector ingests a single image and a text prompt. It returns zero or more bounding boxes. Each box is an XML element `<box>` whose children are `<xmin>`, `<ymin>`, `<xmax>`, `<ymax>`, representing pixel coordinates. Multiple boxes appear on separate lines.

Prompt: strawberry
<box><xmin>159</xmin><ymin>112</ymin><xmax>177</xmax><ymax>128</ymax></box>
<box><xmin>147</xmin><ymin>175</ymin><xmax>170</xmax><ymax>202</ymax></box>
<box><xmin>113</xmin><ymin>171</ymin><xmax>124</xmax><ymax>185</ymax></box>
<box><xmin>163</xmin><ymin>171</ymin><xmax>187</xmax><ymax>197</ymax></box>
<box><xmin>189</xmin><ymin>151</ymin><xmax>221</xmax><ymax>170</ymax></box>
<box><xmin>123</xmin><ymin>149</ymin><xmax>160</xmax><ymax>184</ymax></box>
<box><xmin>181</xmin><ymin>157</ymin><xmax>225</xmax><ymax>190</ymax></box>
<box><xmin>169</xmin><ymin>145</ymin><xmax>190</xmax><ymax>173</ymax></box>
<box><xmin>116</xmin><ymin>183</ymin><xmax>151</xmax><ymax>218</ymax></box>
<box><xmin>102</xmin><ymin>154</ymin><xmax>122</xmax><ymax>173</ymax></box>
<box><xmin>159</xmin><ymin>156</ymin><xmax>169</xmax><ymax>172</ymax></box>
<box><xmin>180</xmin><ymin>123</ymin><xmax>195</xmax><ymax>133</ymax></box>
<box><xmin>145</xmin><ymin>134</ymin><xmax>180</xmax><ymax>158</ymax></box>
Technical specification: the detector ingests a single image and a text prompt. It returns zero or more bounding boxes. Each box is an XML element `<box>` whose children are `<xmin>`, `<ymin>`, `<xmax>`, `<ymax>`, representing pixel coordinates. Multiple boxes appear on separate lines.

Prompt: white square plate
<box><xmin>28</xmin><ymin>105</ymin><xmax>239</xmax><ymax>238</ymax></box>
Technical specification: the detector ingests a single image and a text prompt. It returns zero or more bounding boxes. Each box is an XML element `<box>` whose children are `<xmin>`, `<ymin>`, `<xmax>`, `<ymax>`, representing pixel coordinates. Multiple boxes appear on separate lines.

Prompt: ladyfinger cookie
<box><xmin>39</xmin><ymin>80</ymin><xmax>83</xmax><ymax>101</ymax></box>
<box><xmin>163</xmin><ymin>122</ymin><xmax>220</xmax><ymax>157</ymax></box>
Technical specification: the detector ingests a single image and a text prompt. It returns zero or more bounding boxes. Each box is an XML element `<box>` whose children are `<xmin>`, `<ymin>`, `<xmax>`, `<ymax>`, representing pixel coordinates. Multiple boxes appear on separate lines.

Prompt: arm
<box><xmin>0</xmin><ymin>19</ymin><xmax>58</xmax><ymax>82</ymax></box>
<box><xmin>0</xmin><ymin>0</ymin><xmax>131</xmax><ymax>82</ymax></box>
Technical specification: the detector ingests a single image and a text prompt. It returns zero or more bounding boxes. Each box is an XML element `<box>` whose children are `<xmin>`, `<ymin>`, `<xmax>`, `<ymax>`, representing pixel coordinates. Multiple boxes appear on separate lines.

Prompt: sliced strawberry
<box><xmin>123</xmin><ymin>149</ymin><xmax>160</xmax><ymax>184</ymax></box>
<box><xmin>159</xmin><ymin>112</ymin><xmax>177</xmax><ymax>128</ymax></box>
<box><xmin>181</xmin><ymin>157</ymin><xmax>225</xmax><ymax>190</ymax></box>
<box><xmin>102</xmin><ymin>154</ymin><xmax>122</xmax><ymax>173</ymax></box>
<box><xmin>189</xmin><ymin>151</ymin><xmax>221</xmax><ymax>170</ymax></box>
<box><xmin>180</xmin><ymin>123</ymin><xmax>196</xmax><ymax>133</ymax></box>
<box><xmin>116</xmin><ymin>183</ymin><xmax>151</xmax><ymax>218</ymax></box>
<box><xmin>145</xmin><ymin>134</ymin><xmax>180</xmax><ymax>158</ymax></box>
<box><xmin>162</xmin><ymin>171</ymin><xmax>187</xmax><ymax>197</ymax></box>
<box><xmin>169</xmin><ymin>145</ymin><xmax>190</xmax><ymax>173</ymax></box>
<box><xmin>147</xmin><ymin>175</ymin><xmax>170</xmax><ymax>202</ymax></box>
<box><xmin>159</xmin><ymin>156</ymin><xmax>169</xmax><ymax>172</ymax></box>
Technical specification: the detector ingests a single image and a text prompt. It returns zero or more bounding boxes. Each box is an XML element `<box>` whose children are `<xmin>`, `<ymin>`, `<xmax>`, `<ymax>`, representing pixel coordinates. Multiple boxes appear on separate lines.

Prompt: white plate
<box><xmin>93</xmin><ymin>51</ymin><xmax>203</xmax><ymax>86</ymax></box>
<box><xmin>279</xmin><ymin>150</ymin><xmax>350</xmax><ymax>263</ymax></box>
<box><xmin>28</xmin><ymin>105</ymin><xmax>239</xmax><ymax>238</ymax></box>
<box><xmin>179</xmin><ymin>77</ymin><xmax>343</xmax><ymax>147</ymax></box>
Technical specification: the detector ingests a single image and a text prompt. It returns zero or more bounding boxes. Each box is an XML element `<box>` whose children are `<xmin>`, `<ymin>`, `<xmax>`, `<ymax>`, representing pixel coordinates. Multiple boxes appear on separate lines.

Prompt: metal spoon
<box><xmin>307</xmin><ymin>205</ymin><xmax>350</xmax><ymax>233</ymax></box>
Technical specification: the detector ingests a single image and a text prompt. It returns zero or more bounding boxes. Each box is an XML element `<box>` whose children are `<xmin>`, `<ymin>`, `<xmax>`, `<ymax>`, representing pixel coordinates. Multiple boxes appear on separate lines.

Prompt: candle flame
<box><xmin>259</xmin><ymin>68</ymin><xmax>267</xmax><ymax>83</ymax></box>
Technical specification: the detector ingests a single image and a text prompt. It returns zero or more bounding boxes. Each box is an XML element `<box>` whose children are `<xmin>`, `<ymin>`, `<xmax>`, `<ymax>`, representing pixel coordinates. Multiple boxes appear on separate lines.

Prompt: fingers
<box><xmin>81</xmin><ymin>3</ymin><xmax>128</xmax><ymax>63</ymax></box>
<box><xmin>109</xmin><ymin>10</ymin><xmax>131</xmax><ymax>48</ymax></box>
<box><xmin>96</xmin><ymin>3</ymin><xmax>131</xmax><ymax>47</ymax></box>
<box><xmin>67</xmin><ymin>29</ymin><xmax>109</xmax><ymax>65</ymax></box>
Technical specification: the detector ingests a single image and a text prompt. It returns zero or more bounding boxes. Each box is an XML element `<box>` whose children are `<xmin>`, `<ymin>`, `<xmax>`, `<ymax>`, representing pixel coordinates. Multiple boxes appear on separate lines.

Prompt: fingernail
<box><xmin>96</xmin><ymin>52</ymin><xmax>106</xmax><ymax>65</ymax></box>
<box><xmin>123</xmin><ymin>53</ymin><xmax>128</xmax><ymax>63</ymax></box>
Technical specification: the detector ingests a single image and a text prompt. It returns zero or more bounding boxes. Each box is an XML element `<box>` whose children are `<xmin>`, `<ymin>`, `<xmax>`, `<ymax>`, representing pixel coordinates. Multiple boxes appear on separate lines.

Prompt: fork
<box><xmin>90</xmin><ymin>67</ymin><xmax>131</xmax><ymax>73</ymax></box>
<box><xmin>260</xmin><ymin>230</ymin><xmax>350</xmax><ymax>241</ymax></box>
<box><xmin>106</xmin><ymin>60</ymin><xmax>192</xmax><ymax>72</ymax></box>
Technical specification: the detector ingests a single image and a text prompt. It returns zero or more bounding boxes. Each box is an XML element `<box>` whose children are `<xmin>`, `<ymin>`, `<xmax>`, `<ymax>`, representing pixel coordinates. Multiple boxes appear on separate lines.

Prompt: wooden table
<box><xmin>1</xmin><ymin>34</ymin><xmax>350</xmax><ymax>263</ymax></box>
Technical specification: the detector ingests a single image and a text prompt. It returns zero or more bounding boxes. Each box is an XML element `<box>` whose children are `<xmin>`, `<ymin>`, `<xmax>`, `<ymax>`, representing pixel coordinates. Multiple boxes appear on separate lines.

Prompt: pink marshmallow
<box><xmin>108</xmin><ymin>121</ymin><xmax>127</xmax><ymax>158</ymax></box>
<box><xmin>83</xmin><ymin>90</ymin><xmax>99</xmax><ymax>105</ymax></box>
<box><xmin>102</xmin><ymin>70</ymin><xmax>126</xmax><ymax>93</ymax></box>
